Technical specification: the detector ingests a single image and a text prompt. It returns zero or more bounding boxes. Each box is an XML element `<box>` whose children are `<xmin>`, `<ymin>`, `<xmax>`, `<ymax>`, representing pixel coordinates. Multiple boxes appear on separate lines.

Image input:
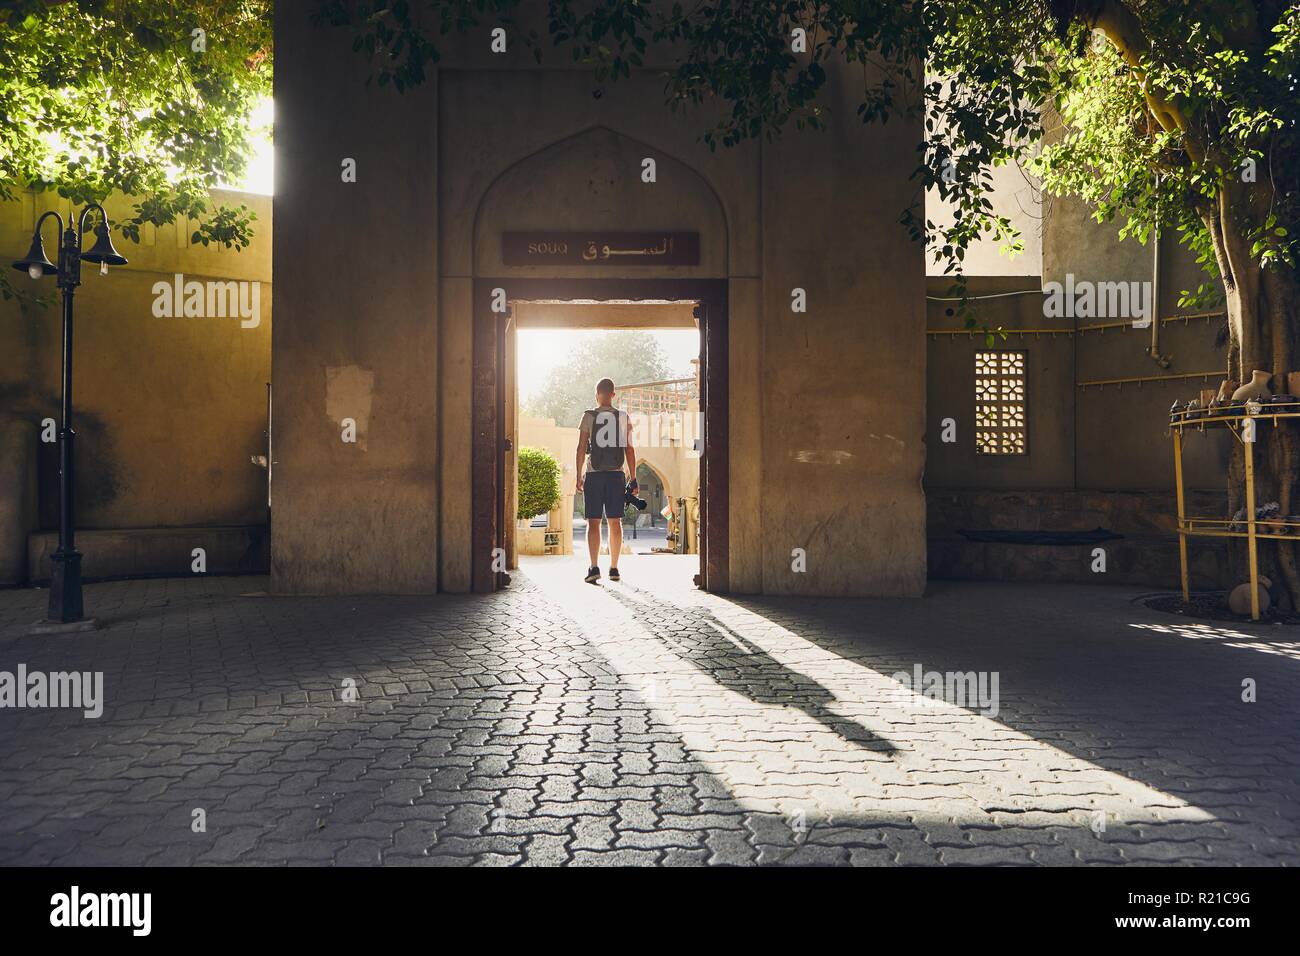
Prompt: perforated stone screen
<box><xmin>975</xmin><ymin>350</ymin><xmax>1027</xmax><ymax>455</ymax></box>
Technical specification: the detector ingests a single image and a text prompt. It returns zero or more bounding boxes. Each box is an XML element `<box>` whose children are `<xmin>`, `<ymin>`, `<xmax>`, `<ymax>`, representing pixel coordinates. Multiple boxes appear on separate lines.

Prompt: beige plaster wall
<box><xmin>755</xmin><ymin>63</ymin><xmax>928</xmax><ymax>598</ymax></box>
<box><xmin>273</xmin><ymin>6</ymin><xmax>440</xmax><ymax>594</ymax></box>
<box><xmin>1052</xmin><ymin>196</ymin><xmax>1231</xmax><ymax>491</ymax></box>
<box><xmin>925</xmin><ymin>215</ymin><xmax>1230</xmax><ymax>496</ymax></box>
<box><xmin>514</xmin><ymin>302</ymin><xmax>698</xmax><ymax>329</ymax></box>
<box><xmin>925</xmin><ymin>277</ymin><xmax>1074</xmax><ymax>490</ymax></box>
<box><xmin>0</xmin><ymin>187</ymin><xmax>272</xmax><ymax>545</ymax></box>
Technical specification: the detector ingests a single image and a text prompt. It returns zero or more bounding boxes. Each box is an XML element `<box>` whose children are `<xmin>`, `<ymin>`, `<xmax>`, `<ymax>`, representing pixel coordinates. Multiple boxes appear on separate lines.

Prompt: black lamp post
<box><xmin>13</xmin><ymin>204</ymin><xmax>127</xmax><ymax>626</ymax></box>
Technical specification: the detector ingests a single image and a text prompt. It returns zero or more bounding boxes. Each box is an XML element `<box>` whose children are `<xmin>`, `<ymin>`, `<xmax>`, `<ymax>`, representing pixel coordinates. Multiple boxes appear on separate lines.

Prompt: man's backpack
<box><xmin>587</xmin><ymin>408</ymin><xmax>627</xmax><ymax>471</ymax></box>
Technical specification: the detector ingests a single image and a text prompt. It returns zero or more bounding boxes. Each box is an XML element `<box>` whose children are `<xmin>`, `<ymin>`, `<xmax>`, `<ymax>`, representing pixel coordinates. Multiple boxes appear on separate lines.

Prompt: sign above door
<box><xmin>502</xmin><ymin>232</ymin><xmax>700</xmax><ymax>266</ymax></box>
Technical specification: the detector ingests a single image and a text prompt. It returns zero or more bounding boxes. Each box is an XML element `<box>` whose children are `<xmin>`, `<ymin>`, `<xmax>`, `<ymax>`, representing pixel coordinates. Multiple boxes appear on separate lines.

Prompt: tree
<box><xmin>522</xmin><ymin>330</ymin><xmax>676</xmax><ymax>427</ymax></box>
<box><xmin>623</xmin><ymin>501</ymin><xmax>640</xmax><ymax>537</ymax></box>
<box><xmin>1022</xmin><ymin>2</ymin><xmax>1300</xmax><ymax>600</ymax></box>
<box><xmin>516</xmin><ymin>446</ymin><xmax>562</xmax><ymax>521</ymax></box>
<box><xmin>326</xmin><ymin>0</ymin><xmax>1299</xmax><ymax>602</ymax></box>
<box><xmin>0</xmin><ymin>1</ymin><xmax>272</xmax><ymax>304</ymax></box>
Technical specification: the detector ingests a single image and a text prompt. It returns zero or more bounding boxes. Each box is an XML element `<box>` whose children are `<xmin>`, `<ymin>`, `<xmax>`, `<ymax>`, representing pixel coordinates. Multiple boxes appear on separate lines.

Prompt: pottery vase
<box><xmin>1231</xmin><ymin>370</ymin><xmax>1272</xmax><ymax>402</ymax></box>
<box><xmin>1229</xmin><ymin>581</ymin><xmax>1271</xmax><ymax>616</ymax></box>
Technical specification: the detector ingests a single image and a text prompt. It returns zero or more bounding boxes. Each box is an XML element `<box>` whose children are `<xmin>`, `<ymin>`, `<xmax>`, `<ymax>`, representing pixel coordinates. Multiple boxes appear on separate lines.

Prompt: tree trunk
<box><xmin>1208</xmin><ymin>196</ymin><xmax>1300</xmax><ymax>608</ymax></box>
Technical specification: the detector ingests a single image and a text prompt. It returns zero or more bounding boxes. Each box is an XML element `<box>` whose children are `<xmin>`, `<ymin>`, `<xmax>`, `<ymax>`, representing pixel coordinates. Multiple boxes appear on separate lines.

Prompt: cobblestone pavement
<box><xmin>1</xmin><ymin>554</ymin><xmax>1298</xmax><ymax>866</ymax></box>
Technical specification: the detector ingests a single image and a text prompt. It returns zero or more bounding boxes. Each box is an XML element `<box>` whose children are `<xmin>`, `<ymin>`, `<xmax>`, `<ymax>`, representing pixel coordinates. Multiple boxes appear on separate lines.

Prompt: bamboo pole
<box><xmin>1245</xmin><ymin>423</ymin><xmax>1260</xmax><ymax>620</ymax></box>
<box><xmin>1173</xmin><ymin>428</ymin><xmax>1189</xmax><ymax>601</ymax></box>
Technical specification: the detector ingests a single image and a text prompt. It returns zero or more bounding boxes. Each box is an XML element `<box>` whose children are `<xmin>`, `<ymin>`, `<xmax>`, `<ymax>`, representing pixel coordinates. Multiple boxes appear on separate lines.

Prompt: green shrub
<box><xmin>517</xmin><ymin>447</ymin><xmax>562</xmax><ymax>521</ymax></box>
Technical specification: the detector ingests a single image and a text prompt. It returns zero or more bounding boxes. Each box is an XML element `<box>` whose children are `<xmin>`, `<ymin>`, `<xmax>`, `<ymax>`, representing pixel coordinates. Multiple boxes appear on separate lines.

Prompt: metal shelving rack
<box><xmin>1168</xmin><ymin>400</ymin><xmax>1300</xmax><ymax>620</ymax></box>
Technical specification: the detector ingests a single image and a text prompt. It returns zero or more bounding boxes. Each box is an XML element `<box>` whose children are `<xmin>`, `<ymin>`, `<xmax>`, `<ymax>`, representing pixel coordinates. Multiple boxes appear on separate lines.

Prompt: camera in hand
<box><xmin>625</xmin><ymin>479</ymin><xmax>648</xmax><ymax>511</ymax></box>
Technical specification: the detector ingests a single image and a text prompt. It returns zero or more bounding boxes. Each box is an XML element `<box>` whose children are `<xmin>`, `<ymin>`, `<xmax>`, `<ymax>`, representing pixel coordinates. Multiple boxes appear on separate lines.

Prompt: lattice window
<box><xmin>975</xmin><ymin>350</ymin><xmax>1027</xmax><ymax>455</ymax></box>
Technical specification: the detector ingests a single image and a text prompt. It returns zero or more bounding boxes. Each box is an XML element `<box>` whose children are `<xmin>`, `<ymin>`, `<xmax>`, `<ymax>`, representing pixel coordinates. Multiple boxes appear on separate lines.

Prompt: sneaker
<box><xmin>608</xmin><ymin>567</ymin><xmax>621</xmax><ymax>582</ymax></box>
<box><xmin>585</xmin><ymin>566</ymin><xmax>601</xmax><ymax>584</ymax></box>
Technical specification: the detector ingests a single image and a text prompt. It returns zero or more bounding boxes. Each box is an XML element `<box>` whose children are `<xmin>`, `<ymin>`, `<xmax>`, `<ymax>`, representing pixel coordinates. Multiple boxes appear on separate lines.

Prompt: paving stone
<box><xmin>522</xmin><ymin>833</ymin><xmax>573</xmax><ymax>866</ymax></box>
<box><xmin>196</xmin><ymin>827</ymin><xmax>267</xmax><ymax>864</ymax></box>
<box><xmin>764</xmin><ymin>842</ymin><xmax>850</xmax><ymax>866</ymax></box>
<box><xmin>661</xmin><ymin>847</ymin><xmax>711</xmax><ymax>866</ymax></box>
<box><xmin>939</xmin><ymin>844</ymin><xmax>1035</xmax><ymax>866</ymax></box>
<box><xmin>704</xmin><ymin>829</ymin><xmax>757</xmax><ymax>866</ymax></box>
<box><xmin>569</xmin><ymin>815</ymin><xmax>618</xmax><ymax>852</ymax></box>
<box><xmin>0</xmin><ymin>567</ymin><xmax>1295</xmax><ymax>867</ymax></box>
<box><xmin>615</xmin><ymin>828</ymin><xmax>703</xmax><ymax>850</ymax></box>
<box><xmin>847</xmin><ymin>845</ymin><xmax>897</xmax><ymax>866</ymax></box>
<box><xmin>569</xmin><ymin>849</ymin><xmax>662</xmax><ymax>866</ymax></box>
<box><xmin>335</xmin><ymin>840</ymin><xmax>388</xmax><ymax>866</ymax></box>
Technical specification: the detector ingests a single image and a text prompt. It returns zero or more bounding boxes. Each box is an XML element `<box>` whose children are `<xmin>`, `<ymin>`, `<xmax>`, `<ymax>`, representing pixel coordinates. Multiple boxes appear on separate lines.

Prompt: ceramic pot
<box><xmin>1210</xmin><ymin>380</ymin><xmax>1236</xmax><ymax>411</ymax></box>
<box><xmin>1229</xmin><ymin>581</ymin><xmax>1271</xmax><ymax>616</ymax></box>
<box><xmin>1232</xmin><ymin>370</ymin><xmax>1272</xmax><ymax>402</ymax></box>
<box><xmin>1287</xmin><ymin>371</ymin><xmax>1300</xmax><ymax>398</ymax></box>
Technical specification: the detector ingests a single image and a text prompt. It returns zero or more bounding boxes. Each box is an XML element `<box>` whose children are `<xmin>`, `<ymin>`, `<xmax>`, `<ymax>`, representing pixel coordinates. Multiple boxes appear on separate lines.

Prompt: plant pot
<box><xmin>1228</xmin><ymin>581</ymin><xmax>1271</xmax><ymax>616</ymax></box>
<box><xmin>1232</xmin><ymin>369</ymin><xmax>1273</xmax><ymax>402</ymax></box>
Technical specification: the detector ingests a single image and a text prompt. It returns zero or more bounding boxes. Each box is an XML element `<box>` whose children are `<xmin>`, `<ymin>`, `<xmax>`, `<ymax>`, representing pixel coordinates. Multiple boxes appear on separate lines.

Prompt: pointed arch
<box><xmin>471</xmin><ymin>124</ymin><xmax>729</xmax><ymax>277</ymax></box>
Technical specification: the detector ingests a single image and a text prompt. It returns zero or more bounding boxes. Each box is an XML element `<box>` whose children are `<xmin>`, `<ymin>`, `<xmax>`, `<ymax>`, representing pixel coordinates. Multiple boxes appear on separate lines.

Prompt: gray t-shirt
<box><xmin>580</xmin><ymin>406</ymin><xmax>629</xmax><ymax>472</ymax></box>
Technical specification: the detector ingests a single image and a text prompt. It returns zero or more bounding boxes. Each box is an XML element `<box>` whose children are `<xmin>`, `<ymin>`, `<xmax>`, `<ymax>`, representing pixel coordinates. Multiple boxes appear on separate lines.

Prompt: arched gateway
<box><xmin>272</xmin><ymin>13</ymin><xmax>927</xmax><ymax>598</ymax></box>
<box><xmin>464</xmin><ymin>126</ymin><xmax>730</xmax><ymax>592</ymax></box>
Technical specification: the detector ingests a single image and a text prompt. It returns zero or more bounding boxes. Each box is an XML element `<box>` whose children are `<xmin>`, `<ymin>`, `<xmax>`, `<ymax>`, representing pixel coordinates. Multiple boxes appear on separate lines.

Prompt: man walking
<box><xmin>575</xmin><ymin>377</ymin><xmax>637</xmax><ymax>583</ymax></box>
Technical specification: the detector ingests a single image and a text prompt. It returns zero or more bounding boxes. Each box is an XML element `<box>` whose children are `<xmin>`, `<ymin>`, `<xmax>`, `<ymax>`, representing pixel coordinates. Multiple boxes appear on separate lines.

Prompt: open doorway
<box><xmin>471</xmin><ymin>279</ymin><xmax>728</xmax><ymax>594</ymax></box>
<box><xmin>515</xmin><ymin>320</ymin><xmax>700</xmax><ymax>583</ymax></box>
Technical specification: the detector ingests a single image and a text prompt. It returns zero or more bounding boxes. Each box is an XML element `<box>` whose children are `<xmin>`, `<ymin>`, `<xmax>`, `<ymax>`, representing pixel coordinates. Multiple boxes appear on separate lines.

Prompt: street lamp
<box><xmin>13</xmin><ymin>204</ymin><xmax>127</xmax><ymax>626</ymax></box>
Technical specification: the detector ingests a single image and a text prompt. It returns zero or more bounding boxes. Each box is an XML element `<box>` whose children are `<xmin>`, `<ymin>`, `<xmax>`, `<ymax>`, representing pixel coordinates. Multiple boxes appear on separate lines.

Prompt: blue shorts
<box><xmin>583</xmin><ymin>471</ymin><xmax>626</xmax><ymax>519</ymax></box>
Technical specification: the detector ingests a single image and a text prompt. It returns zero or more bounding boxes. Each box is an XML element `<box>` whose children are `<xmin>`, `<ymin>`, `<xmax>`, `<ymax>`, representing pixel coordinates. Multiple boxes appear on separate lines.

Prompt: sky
<box><xmin>517</xmin><ymin>328</ymin><xmax>700</xmax><ymax>404</ymax></box>
<box><xmin>222</xmin><ymin>97</ymin><xmax>275</xmax><ymax>195</ymax></box>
